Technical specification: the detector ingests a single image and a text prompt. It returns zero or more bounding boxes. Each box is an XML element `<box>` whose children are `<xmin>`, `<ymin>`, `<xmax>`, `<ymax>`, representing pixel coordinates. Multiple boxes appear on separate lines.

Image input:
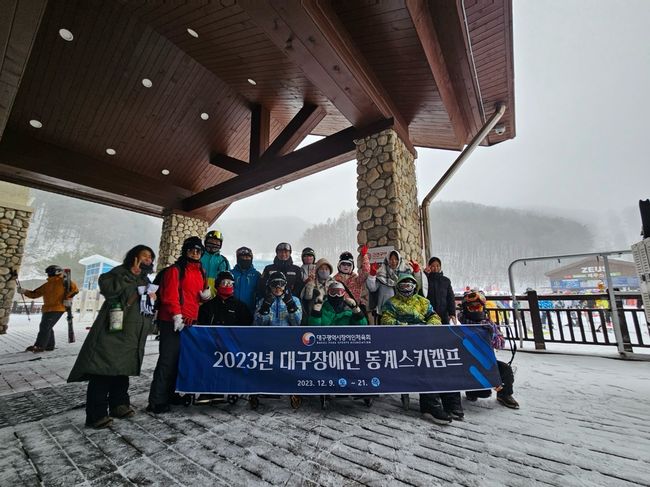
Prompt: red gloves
<box><xmin>410</xmin><ymin>259</ymin><xmax>420</xmax><ymax>273</ymax></box>
<box><xmin>369</xmin><ymin>263</ymin><xmax>379</xmax><ymax>276</ymax></box>
<box><xmin>360</xmin><ymin>244</ymin><xmax>369</xmax><ymax>257</ymax></box>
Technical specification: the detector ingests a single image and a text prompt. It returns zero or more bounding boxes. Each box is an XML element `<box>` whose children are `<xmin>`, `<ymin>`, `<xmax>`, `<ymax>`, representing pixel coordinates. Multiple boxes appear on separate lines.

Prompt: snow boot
<box><xmin>146</xmin><ymin>403</ymin><xmax>171</xmax><ymax>414</ymax></box>
<box><xmin>110</xmin><ymin>405</ymin><xmax>135</xmax><ymax>418</ymax></box>
<box><xmin>441</xmin><ymin>392</ymin><xmax>464</xmax><ymax>420</ymax></box>
<box><xmin>86</xmin><ymin>416</ymin><xmax>113</xmax><ymax>429</ymax></box>
<box><xmin>497</xmin><ymin>395</ymin><xmax>520</xmax><ymax>409</ymax></box>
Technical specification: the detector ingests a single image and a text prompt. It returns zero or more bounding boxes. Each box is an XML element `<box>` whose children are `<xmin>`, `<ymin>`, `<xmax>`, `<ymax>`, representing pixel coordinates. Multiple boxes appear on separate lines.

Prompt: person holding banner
<box><xmin>380</xmin><ymin>274</ymin><xmax>458</xmax><ymax>425</ymax></box>
<box><xmin>254</xmin><ymin>271</ymin><xmax>302</xmax><ymax>326</ymax></box>
<box><xmin>198</xmin><ymin>271</ymin><xmax>253</xmax><ymax>325</ymax></box>
<box><xmin>147</xmin><ymin>236</ymin><xmax>210</xmax><ymax>414</ymax></box>
<box><xmin>308</xmin><ymin>281</ymin><xmax>368</xmax><ymax>326</ymax></box>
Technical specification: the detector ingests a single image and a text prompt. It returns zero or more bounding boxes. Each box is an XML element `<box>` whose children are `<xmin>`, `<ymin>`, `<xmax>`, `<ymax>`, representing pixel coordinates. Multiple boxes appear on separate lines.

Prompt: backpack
<box><xmin>152</xmin><ymin>263</ymin><xmax>207</xmax><ymax>310</ymax></box>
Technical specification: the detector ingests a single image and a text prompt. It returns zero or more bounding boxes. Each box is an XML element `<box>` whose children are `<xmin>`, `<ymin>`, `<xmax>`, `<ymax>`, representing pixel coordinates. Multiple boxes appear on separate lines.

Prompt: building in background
<box><xmin>545</xmin><ymin>257</ymin><xmax>640</xmax><ymax>293</ymax></box>
<box><xmin>76</xmin><ymin>255</ymin><xmax>119</xmax><ymax>322</ymax></box>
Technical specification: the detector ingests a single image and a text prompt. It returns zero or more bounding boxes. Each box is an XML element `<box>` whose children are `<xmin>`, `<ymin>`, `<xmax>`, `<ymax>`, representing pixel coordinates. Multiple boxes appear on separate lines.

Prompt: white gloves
<box><xmin>63</xmin><ymin>299</ymin><xmax>73</xmax><ymax>308</ymax></box>
<box><xmin>173</xmin><ymin>314</ymin><xmax>184</xmax><ymax>332</ymax></box>
<box><xmin>200</xmin><ymin>289</ymin><xmax>212</xmax><ymax>301</ymax></box>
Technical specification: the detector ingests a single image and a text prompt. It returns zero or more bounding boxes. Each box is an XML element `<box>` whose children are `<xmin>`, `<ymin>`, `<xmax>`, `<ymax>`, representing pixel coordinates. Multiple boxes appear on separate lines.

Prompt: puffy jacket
<box><xmin>24</xmin><ymin>275</ymin><xmax>79</xmax><ymax>312</ymax></box>
<box><xmin>158</xmin><ymin>261</ymin><xmax>205</xmax><ymax>321</ymax></box>
<box><xmin>253</xmin><ymin>296</ymin><xmax>302</xmax><ymax>326</ymax></box>
<box><xmin>335</xmin><ymin>252</ymin><xmax>370</xmax><ymax>306</ymax></box>
<box><xmin>380</xmin><ymin>294</ymin><xmax>441</xmax><ymax>326</ymax></box>
<box><xmin>68</xmin><ymin>265</ymin><xmax>152</xmax><ymax>381</ymax></box>
<box><xmin>200</xmin><ymin>252</ymin><xmax>230</xmax><ymax>297</ymax></box>
<box><xmin>308</xmin><ymin>300</ymin><xmax>368</xmax><ymax>326</ymax></box>
<box><xmin>232</xmin><ymin>264</ymin><xmax>261</xmax><ymax>313</ymax></box>
<box><xmin>258</xmin><ymin>256</ymin><xmax>304</xmax><ymax>297</ymax></box>
<box><xmin>198</xmin><ymin>296</ymin><xmax>253</xmax><ymax>325</ymax></box>
<box><xmin>301</xmin><ymin>258</ymin><xmax>336</xmax><ymax>318</ymax></box>
<box><xmin>424</xmin><ymin>271</ymin><xmax>456</xmax><ymax>323</ymax></box>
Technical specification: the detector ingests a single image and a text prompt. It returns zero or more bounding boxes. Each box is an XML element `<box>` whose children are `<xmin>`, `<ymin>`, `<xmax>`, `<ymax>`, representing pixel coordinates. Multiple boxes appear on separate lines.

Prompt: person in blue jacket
<box><xmin>200</xmin><ymin>230</ymin><xmax>230</xmax><ymax>297</ymax></box>
<box><xmin>232</xmin><ymin>246</ymin><xmax>261</xmax><ymax>313</ymax></box>
<box><xmin>253</xmin><ymin>271</ymin><xmax>302</xmax><ymax>326</ymax></box>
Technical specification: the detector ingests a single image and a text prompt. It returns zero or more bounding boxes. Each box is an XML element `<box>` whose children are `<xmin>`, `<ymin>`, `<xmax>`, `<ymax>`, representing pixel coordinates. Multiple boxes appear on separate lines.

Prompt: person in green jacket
<box><xmin>308</xmin><ymin>281</ymin><xmax>367</xmax><ymax>326</ymax></box>
<box><xmin>68</xmin><ymin>245</ymin><xmax>156</xmax><ymax>429</ymax></box>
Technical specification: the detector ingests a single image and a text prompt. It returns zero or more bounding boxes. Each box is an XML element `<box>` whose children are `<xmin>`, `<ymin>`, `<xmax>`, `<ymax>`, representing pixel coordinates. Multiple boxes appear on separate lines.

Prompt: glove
<box><xmin>63</xmin><ymin>299</ymin><xmax>73</xmax><ymax>308</ymax></box>
<box><xmin>312</xmin><ymin>300</ymin><xmax>323</xmax><ymax>314</ymax></box>
<box><xmin>343</xmin><ymin>296</ymin><xmax>358</xmax><ymax>309</ymax></box>
<box><xmin>369</xmin><ymin>263</ymin><xmax>379</xmax><ymax>276</ymax></box>
<box><xmin>409</xmin><ymin>259</ymin><xmax>420</xmax><ymax>273</ymax></box>
<box><xmin>360</xmin><ymin>244</ymin><xmax>369</xmax><ymax>257</ymax></box>
<box><xmin>17</xmin><ymin>286</ymin><xmax>24</xmax><ymax>294</ymax></box>
<box><xmin>283</xmin><ymin>291</ymin><xmax>298</xmax><ymax>314</ymax></box>
<box><xmin>259</xmin><ymin>294</ymin><xmax>273</xmax><ymax>315</ymax></box>
<box><xmin>200</xmin><ymin>288</ymin><xmax>212</xmax><ymax>301</ymax></box>
<box><xmin>173</xmin><ymin>314</ymin><xmax>184</xmax><ymax>332</ymax></box>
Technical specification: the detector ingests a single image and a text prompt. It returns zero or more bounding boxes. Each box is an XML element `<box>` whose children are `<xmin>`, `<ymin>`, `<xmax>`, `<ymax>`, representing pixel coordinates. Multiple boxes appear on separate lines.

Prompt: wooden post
<box><xmin>527</xmin><ymin>289</ymin><xmax>546</xmax><ymax>350</ymax></box>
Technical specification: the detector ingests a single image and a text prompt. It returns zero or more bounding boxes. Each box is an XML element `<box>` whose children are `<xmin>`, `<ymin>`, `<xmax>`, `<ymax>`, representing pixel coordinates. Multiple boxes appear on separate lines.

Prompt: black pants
<box><xmin>148</xmin><ymin>321</ymin><xmax>180</xmax><ymax>407</ymax></box>
<box><xmin>34</xmin><ymin>311</ymin><xmax>64</xmax><ymax>349</ymax></box>
<box><xmin>466</xmin><ymin>360</ymin><xmax>514</xmax><ymax>399</ymax></box>
<box><xmin>420</xmin><ymin>392</ymin><xmax>462</xmax><ymax>413</ymax></box>
<box><xmin>86</xmin><ymin>375</ymin><xmax>129</xmax><ymax>424</ymax></box>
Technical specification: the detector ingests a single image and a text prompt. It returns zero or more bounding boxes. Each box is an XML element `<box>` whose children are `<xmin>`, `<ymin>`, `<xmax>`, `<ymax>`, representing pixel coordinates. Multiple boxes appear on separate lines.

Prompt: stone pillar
<box><xmin>0</xmin><ymin>182</ymin><xmax>34</xmax><ymax>334</ymax></box>
<box><xmin>355</xmin><ymin>129</ymin><xmax>421</xmax><ymax>261</ymax></box>
<box><xmin>157</xmin><ymin>211</ymin><xmax>209</xmax><ymax>270</ymax></box>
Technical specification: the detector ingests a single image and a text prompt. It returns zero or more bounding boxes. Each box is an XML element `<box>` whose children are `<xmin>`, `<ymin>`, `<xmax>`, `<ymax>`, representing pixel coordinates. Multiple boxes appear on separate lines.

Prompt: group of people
<box><xmin>20</xmin><ymin>230</ymin><xmax>518</xmax><ymax>429</ymax></box>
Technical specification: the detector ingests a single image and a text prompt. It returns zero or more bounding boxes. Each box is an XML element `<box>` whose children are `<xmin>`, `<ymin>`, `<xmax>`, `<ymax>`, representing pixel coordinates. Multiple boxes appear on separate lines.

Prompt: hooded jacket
<box><xmin>300</xmin><ymin>258</ymin><xmax>336</xmax><ymax>318</ymax></box>
<box><xmin>232</xmin><ymin>263</ymin><xmax>261</xmax><ymax>313</ymax></box>
<box><xmin>367</xmin><ymin>250</ymin><xmax>421</xmax><ymax>314</ymax></box>
<box><xmin>258</xmin><ymin>256</ymin><xmax>304</xmax><ymax>297</ymax></box>
<box><xmin>200</xmin><ymin>251</ymin><xmax>230</xmax><ymax>297</ymax></box>
<box><xmin>24</xmin><ymin>275</ymin><xmax>79</xmax><ymax>312</ymax></box>
<box><xmin>380</xmin><ymin>293</ymin><xmax>441</xmax><ymax>326</ymax></box>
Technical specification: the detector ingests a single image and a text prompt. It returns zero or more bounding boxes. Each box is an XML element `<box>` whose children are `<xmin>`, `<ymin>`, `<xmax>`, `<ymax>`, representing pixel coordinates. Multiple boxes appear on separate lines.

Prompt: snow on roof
<box><xmin>78</xmin><ymin>254</ymin><xmax>120</xmax><ymax>266</ymax></box>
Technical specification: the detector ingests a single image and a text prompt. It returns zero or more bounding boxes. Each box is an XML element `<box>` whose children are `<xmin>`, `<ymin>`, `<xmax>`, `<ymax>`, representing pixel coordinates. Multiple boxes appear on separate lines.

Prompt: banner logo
<box><xmin>302</xmin><ymin>332</ymin><xmax>316</xmax><ymax>346</ymax></box>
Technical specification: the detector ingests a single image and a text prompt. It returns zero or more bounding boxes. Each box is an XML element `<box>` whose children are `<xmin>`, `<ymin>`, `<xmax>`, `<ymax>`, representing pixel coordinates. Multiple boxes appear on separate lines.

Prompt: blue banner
<box><xmin>176</xmin><ymin>325</ymin><xmax>501</xmax><ymax>395</ymax></box>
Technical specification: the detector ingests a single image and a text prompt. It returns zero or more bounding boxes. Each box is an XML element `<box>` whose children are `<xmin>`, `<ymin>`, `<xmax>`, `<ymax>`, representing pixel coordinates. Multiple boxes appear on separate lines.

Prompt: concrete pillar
<box><xmin>0</xmin><ymin>182</ymin><xmax>34</xmax><ymax>334</ymax></box>
<box><xmin>157</xmin><ymin>211</ymin><xmax>209</xmax><ymax>270</ymax></box>
<box><xmin>355</xmin><ymin>129</ymin><xmax>421</xmax><ymax>261</ymax></box>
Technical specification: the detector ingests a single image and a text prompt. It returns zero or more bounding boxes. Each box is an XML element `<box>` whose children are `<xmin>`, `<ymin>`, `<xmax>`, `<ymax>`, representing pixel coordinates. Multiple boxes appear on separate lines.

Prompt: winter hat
<box><xmin>236</xmin><ymin>246</ymin><xmax>253</xmax><ymax>258</ymax></box>
<box><xmin>216</xmin><ymin>271</ymin><xmax>234</xmax><ymax>285</ymax></box>
<box><xmin>338</xmin><ymin>251</ymin><xmax>355</xmax><ymax>272</ymax></box>
<box><xmin>181</xmin><ymin>236</ymin><xmax>204</xmax><ymax>256</ymax></box>
<box><xmin>267</xmin><ymin>271</ymin><xmax>287</xmax><ymax>289</ymax></box>
<box><xmin>301</xmin><ymin>247</ymin><xmax>316</xmax><ymax>259</ymax></box>
<box><xmin>45</xmin><ymin>265</ymin><xmax>63</xmax><ymax>277</ymax></box>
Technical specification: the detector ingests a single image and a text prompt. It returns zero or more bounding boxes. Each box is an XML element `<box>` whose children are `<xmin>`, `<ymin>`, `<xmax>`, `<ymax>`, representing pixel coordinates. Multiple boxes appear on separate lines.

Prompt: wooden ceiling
<box><xmin>0</xmin><ymin>0</ymin><xmax>515</xmax><ymax>222</ymax></box>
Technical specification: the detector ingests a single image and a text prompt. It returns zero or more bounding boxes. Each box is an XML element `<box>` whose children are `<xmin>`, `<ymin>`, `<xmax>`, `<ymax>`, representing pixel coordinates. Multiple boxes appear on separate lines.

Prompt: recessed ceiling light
<box><xmin>161</xmin><ymin>169</ymin><xmax>170</xmax><ymax>175</ymax></box>
<box><xmin>59</xmin><ymin>29</ymin><xmax>74</xmax><ymax>41</ymax></box>
<box><xmin>187</xmin><ymin>28</ymin><xmax>199</xmax><ymax>38</ymax></box>
<box><xmin>247</xmin><ymin>78</ymin><xmax>257</xmax><ymax>86</ymax></box>
<box><xmin>29</xmin><ymin>119</ymin><xmax>43</xmax><ymax>129</ymax></box>
<box><xmin>200</xmin><ymin>112</ymin><xmax>209</xmax><ymax>120</ymax></box>
<box><xmin>142</xmin><ymin>78</ymin><xmax>152</xmax><ymax>88</ymax></box>
<box><xmin>273</xmin><ymin>184</ymin><xmax>283</xmax><ymax>191</ymax></box>
<box><xmin>106</xmin><ymin>148</ymin><xmax>116</xmax><ymax>156</ymax></box>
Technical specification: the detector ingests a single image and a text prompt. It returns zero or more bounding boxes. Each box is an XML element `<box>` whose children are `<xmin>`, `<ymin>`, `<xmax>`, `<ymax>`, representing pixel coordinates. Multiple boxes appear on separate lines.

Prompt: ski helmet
<box><xmin>301</xmin><ymin>247</ymin><xmax>316</xmax><ymax>259</ymax></box>
<box><xmin>395</xmin><ymin>274</ymin><xmax>418</xmax><ymax>298</ymax></box>
<box><xmin>327</xmin><ymin>281</ymin><xmax>346</xmax><ymax>298</ymax></box>
<box><xmin>181</xmin><ymin>236</ymin><xmax>204</xmax><ymax>257</ymax></box>
<box><xmin>276</xmin><ymin>242</ymin><xmax>291</xmax><ymax>252</ymax></box>
<box><xmin>204</xmin><ymin>230</ymin><xmax>223</xmax><ymax>243</ymax></box>
<box><xmin>236</xmin><ymin>246</ymin><xmax>253</xmax><ymax>258</ymax></box>
<box><xmin>462</xmin><ymin>290</ymin><xmax>487</xmax><ymax>322</ymax></box>
<box><xmin>45</xmin><ymin>265</ymin><xmax>63</xmax><ymax>277</ymax></box>
<box><xmin>267</xmin><ymin>271</ymin><xmax>287</xmax><ymax>289</ymax></box>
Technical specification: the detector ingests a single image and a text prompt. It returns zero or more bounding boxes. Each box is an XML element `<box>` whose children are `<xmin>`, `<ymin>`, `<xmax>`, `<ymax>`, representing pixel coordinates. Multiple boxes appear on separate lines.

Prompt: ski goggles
<box><xmin>338</xmin><ymin>261</ymin><xmax>353</xmax><ymax>269</ymax></box>
<box><xmin>269</xmin><ymin>278</ymin><xmax>287</xmax><ymax>289</ymax></box>
<box><xmin>186</xmin><ymin>245</ymin><xmax>204</xmax><ymax>253</ymax></box>
<box><xmin>328</xmin><ymin>286</ymin><xmax>346</xmax><ymax>298</ymax></box>
<box><xmin>276</xmin><ymin>243</ymin><xmax>291</xmax><ymax>252</ymax></box>
<box><xmin>236</xmin><ymin>247</ymin><xmax>253</xmax><ymax>257</ymax></box>
<box><xmin>397</xmin><ymin>281</ymin><xmax>417</xmax><ymax>294</ymax></box>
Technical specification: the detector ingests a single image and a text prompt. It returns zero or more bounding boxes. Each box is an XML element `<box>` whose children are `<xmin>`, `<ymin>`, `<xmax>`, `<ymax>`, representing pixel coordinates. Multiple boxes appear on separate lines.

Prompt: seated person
<box><xmin>198</xmin><ymin>271</ymin><xmax>253</xmax><ymax>325</ymax></box>
<box><xmin>308</xmin><ymin>281</ymin><xmax>368</xmax><ymax>326</ymax></box>
<box><xmin>254</xmin><ymin>271</ymin><xmax>302</xmax><ymax>326</ymax></box>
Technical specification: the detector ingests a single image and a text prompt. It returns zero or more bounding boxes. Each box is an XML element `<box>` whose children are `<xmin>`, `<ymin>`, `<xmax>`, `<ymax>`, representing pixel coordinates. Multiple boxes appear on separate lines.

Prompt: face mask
<box><xmin>217</xmin><ymin>285</ymin><xmax>234</xmax><ymax>299</ymax></box>
<box><xmin>397</xmin><ymin>281</ymin><xmax>417</xmax><ymax>297</ymax></box>
<box><xmin>237</xmin><ymin>258</ymin><xmax>252</xmax><ymax>270</ymax></box>
<box><xmin>139</xmin><ymin>262</ymin><xmax>154</xmax><ymax>274</ymax></box>
<box><xmin>318</xmin><ymin>269</ymin><xmax>330</xmax><ymax>281</ymax></box>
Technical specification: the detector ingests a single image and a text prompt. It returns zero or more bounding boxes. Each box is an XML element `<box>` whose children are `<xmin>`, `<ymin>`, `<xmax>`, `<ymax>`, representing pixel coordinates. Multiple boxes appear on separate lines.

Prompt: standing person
<box><xmin>147</xmin><ymin>237</ymin><xmax>210</xmax><ymax>413</ymax></box>
<box><xmin>460</xmin><ymin>290</ymin><xmax>519</xmax><ymax>409</ymax></box>
<box><xmin>258</xmin><ymin>243</ymin><xmax>304</xmax><ymax>297</ymax></box>
<box><xmin>367</xmin><ymin>250</ymin><xmax>420</xmax><ymax>321</ymax></box>
<box><xmin>68</xmin><ymin>245</ymin><xmax>156</xmax><ymax>429</ymax></box>
<box><xmin>301</xmin><ymin>258</ymin><xmax>336</xmax><ymax>320</ymax></box>
<box><xmin>308</xmin><ymin>281</ymin><xmax>367</xmax><ymax>326</ymax></box>
<box><xmin>231</xmin><ymin>246</ymin><xmax>261</xmax><ymax>314</ymax></box>
<box><xmin>201</xmin><ymin>230</ymin><xmax>230</xmax><ymax>298</ymax></box>
<box><xmin>19</xmin><ymin>265</ymin><xmax>79</xmax><ymax>353</ymax></box>
<box><xmin>334</xmin><ymin>245</ymin><xmax>371</xmax><ymax>314</ymax></box>
<box><xmin>379</xmin><ymin>274</ymin><xmax>454</xmax><ymax>425</ymax></box>
<box><xmin>300</xmin><ymin>247</ymin><xmax>316</xmax><ymax>283</ymax></box>
<box><xmin>198</xmin><ymin>271</ymin><xmax>253</xmax><ymax>325</ymax></box>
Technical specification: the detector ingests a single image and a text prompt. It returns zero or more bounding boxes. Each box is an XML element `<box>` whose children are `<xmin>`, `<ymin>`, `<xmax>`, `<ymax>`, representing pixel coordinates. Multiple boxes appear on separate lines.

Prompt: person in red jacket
<box><xmin>147</xmin><ymin>236</ymin><xmax>210</xmax><ymax>413</ymax></box>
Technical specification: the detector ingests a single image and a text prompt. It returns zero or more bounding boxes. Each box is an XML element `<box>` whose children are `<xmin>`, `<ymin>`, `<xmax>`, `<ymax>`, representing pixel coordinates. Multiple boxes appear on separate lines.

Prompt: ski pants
<box><xmin>148</xmin><ymin>321</ymin><xmax>180</xmax><ymax>407</ymax></box>
<box><xmin>420</xmin><ymin>392</ymin><xmax>462</xmax><ymax>413</ymax></box>
<box><xmin>34</xmin><ymin>311</ymin><xmax>64</xmax><ymax>349</ymax></box>
<box><xmin>86</xmin><ymin>375</ymin><xmax>129</xmax><ymax>424</ymax></box>
<box><xmin>466</xmin><ymin>360</ymin><xmax>514</xmax><ymax>399</ymax></box>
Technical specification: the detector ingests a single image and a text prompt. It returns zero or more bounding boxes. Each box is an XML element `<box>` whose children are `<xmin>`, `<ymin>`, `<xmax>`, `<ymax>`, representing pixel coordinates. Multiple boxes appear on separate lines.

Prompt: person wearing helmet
<box><xmin>18</xmin><ymin>265</ymin><xmax>79</xmax><ymax>353</ymax></box>
<box><xmin>198</xmin><ymin>271</ymin><xmax>253</xmax><ymax>326</ymax></box>
<box><xmin>334</xmin><ymin>245</ymin><xmax>371</xmax><ymax>317</ymax></box>
<box><xmin>300</xmin><ymin>247</ymin><xmax>316</xmax><ymax>283</ymax></box>
<box><xmin>308</xmin><ymin>281</ymin><xmax>367</xmax><ymax>326</ymax></box>
<box><xmin>231</xmin><ymin>246</ymin><xmax>261</xmax><ymax>314</ymax></box>
<box><xmin>254</xmin><ymin>271</ymin><xmax>302</xmax><ymax>326</ymax></box>
<box><xmin>201</xmin><ymin>230</ymin><xmax>230</xmax><ymax>298</ymax></box>
<box><xmin>459</xmin><ymin>290</ymin><xmax>519</xmax><ymax>410</ymax></box>
<box><xmin>147</xmin><ymin>236</ymin><xmax>210</xmax><ymax>414</ymax></box>
<box><xmin>380</xmin><ymin>274</ymin><xmax>454</xmax><ymax>425</ymax></box>
<box><xmin>300</xmin><ymin>257</ymin><xmax>336</xmax><ymax>322</ymax></box>
<box><xmin>257</xmin><ymin>243</ymin><xmax>304</xmax><ymax>297</ymax></box>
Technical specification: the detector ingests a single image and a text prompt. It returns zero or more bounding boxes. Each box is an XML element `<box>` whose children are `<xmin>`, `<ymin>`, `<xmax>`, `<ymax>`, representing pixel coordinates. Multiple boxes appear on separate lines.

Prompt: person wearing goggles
<box><xmin>257</xmin><ymin>242</ymin><xmax>304</xmax><ymax>298</ymax></box>
<box><xmin>308</xmin><ymin>281</ymin><xmax>367</xmax><ymax>326</ymax></box>
<box><xmin>334</xmin><ymin>245</ymin><xmax>371</xmax><ymax>318</ymax></box>
<box><xmin>201</xmin><ymin>230</ymin><xmax>231</xmax><ymax>299</ymax></box>
<box><xmin>231</xmin><ymin>246</ymin><xmax>261</xmax><ymax>314</ymax></box>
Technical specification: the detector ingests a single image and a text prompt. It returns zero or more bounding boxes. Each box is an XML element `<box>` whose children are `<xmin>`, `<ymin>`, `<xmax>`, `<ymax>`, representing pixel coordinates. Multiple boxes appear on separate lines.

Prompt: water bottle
<box><xmin>109</xmin><ymin>302</ymin><xmax>124</xmax><ymax>332</ymax></box>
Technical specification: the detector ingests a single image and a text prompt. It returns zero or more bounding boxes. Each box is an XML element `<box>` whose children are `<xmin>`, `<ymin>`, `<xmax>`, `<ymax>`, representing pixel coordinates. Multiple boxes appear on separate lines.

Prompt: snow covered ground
<box><xmin>1</xmin><ymin>314</ymin><xmax>649</xmax><ymax>486</ymax></box>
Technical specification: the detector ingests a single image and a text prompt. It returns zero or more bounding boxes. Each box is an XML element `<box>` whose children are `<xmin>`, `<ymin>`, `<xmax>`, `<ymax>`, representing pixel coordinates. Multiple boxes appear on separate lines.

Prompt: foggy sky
<box><xmin>221</xmin><ymin>0</ymin><xmax>650</xmax><ymax>224</ymax></box>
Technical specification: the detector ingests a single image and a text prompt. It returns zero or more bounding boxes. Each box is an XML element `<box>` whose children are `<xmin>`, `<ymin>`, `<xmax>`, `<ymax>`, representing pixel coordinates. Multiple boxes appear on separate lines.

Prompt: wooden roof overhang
<box><xmin>0</xmin><ymin>0</ymin><xmax>515</xmax><ymax>223</ymax></box>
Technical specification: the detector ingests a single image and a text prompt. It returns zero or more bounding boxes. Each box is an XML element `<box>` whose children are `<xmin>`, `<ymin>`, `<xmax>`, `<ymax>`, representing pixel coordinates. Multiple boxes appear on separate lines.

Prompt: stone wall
<box><xmin>0</xmin><ymin>206</ymin><xmax>33</xmax><ymax>334</ymax></box>
<box><xmin>355</xmin><ymin>129</ymin><xmax>421</xmax><ymax>262</ymax></box>
<box><xmin>157</xmin><ymin>212</ymin><xmax>209</xmax><ymax>270</ymax></box>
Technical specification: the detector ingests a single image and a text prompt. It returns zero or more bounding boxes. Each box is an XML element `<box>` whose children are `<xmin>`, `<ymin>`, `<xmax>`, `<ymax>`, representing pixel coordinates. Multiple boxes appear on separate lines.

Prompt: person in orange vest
<box><xmin>18</xmin><ymin>265</ymin><xmax>79</xmax><ymax>352</ymax></box>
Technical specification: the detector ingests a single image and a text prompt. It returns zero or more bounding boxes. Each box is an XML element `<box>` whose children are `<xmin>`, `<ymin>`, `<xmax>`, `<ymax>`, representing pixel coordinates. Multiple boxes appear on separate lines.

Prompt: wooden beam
<box><xmin>249</xmin><ymin>103</ymin><xmax>270</xmax><ymax>164</ymax></box>
<box><xmin>209</xmin><ymin>153</ymin><xmax>251</xmax><ymax>175</ymax></box>
<box><xmin>0</xmin><ymin>129</ymin><xmax>192</xmax><ymax>216</ymax></box>
<box><xmin>262</xmin><ymin>104</ymin><xmax>326</xmax><ymax>160</ymax></box>
<box><xmin>406</xmin><ymin>0</ymin><xmax>469</xmax><ymax>146</ymax></box>
<box><xmin>0</xmin><ymin>0</ymin><xmax>48</xmax><ymax>141</ymax></box>
<box><xmin>183</xmin><ymin>118</ymin><xmax>394</xmax><ymax>211</ymax></box>
<box><xmin>239</xmin><ymin>0</ymin><xmax>416</xmax><ymax>156</ymax></box>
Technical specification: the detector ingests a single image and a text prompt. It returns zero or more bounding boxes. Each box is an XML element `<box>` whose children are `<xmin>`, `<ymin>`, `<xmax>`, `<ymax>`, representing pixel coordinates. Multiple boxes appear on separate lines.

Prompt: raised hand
<box><xmin>360</xmin><ymin>244</ymin><xmax>369</xmax><ymax>257</ymax></box>
<box><xmin>369</xmin><ymin>263</ymin><xmax>379</xmax><ymax>276</ymax></box>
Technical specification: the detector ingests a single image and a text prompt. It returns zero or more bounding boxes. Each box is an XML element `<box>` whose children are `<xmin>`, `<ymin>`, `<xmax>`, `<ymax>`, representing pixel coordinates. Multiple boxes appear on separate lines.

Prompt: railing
<box><xmin>456</xmin><ymin>292</ymin><xmax>649</xmax><ymax>351</ymax></box>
